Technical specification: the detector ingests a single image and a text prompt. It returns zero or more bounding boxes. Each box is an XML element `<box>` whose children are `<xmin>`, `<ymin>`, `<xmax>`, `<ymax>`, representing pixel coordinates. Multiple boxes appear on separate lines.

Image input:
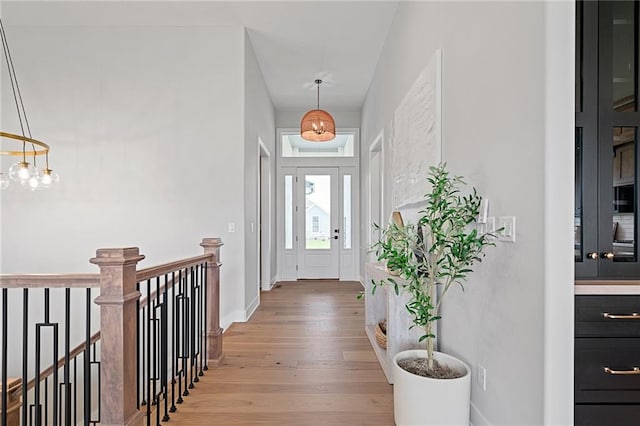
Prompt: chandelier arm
<box><xmin>0</xmin><ymin>132</ymin><xmax>49</xmax><ymax>156</ymax></box>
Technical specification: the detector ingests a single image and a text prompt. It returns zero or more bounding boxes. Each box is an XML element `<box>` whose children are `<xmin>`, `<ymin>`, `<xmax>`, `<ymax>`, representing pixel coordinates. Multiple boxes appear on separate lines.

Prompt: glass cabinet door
<box><xmin>596</xmin><ymin>1</ymin><xmax>640</xmax><ymax>277</ymax></box>
<box><xmin>575</xmin><ymin>1</ymin><xmax>599</xmax><ymax>278</ymax></box>
<box><xmin>575</xmin><ymin>1</ymin><xmax>640</xmax><ymax>278</ymax></box>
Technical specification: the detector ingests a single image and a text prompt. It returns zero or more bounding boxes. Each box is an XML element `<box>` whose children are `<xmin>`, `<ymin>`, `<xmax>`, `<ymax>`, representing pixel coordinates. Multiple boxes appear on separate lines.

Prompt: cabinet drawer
<box><xmin>576</xmin><ymin>296</ymin><xmax>640</xmax><ymax>337</ymax></box>
<box><xmin>575</xmin><ymin>405</ymin><xmax>640</xmax><ymax>426</ymax></box>
<box><xmin>575</xmin><ymin>338</ymin><xmax>640</xmax><ymax>403</ymax></box>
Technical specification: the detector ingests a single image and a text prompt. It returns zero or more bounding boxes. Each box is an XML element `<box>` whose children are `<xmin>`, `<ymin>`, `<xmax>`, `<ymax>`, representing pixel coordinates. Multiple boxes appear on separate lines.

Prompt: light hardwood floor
<box><xmin>171</xmin><ymin>280</ymin><xmax>394</xmax><ymax>425</ymax></box>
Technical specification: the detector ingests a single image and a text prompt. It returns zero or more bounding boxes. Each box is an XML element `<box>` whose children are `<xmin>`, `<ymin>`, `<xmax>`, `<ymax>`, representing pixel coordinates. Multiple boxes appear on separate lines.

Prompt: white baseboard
<box><xmin>262</xmin><ymin>279</ymin><xmax>277</xmax><ymax>291</ymax></box>
<box><xmin>470</xmin><ymin>401</ymin><xmax>492</xmax><ymax>426</ymax></box>
<box><xmin>245</xmin><ymin>294</ymin><xmax>260</xmax><ymax>320</ymax></box>
<box><xmin>220</xmin><ymin>310</ymin><xmax>244</xmax><ymax>331</ymax></box>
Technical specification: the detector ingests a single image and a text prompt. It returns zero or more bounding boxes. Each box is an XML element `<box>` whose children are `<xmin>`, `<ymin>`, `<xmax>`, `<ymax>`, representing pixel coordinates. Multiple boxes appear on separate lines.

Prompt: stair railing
<box><xmin>0</xmin><ymin>237</ymin><xmax>223</xmax><ymax>426</ymax></box>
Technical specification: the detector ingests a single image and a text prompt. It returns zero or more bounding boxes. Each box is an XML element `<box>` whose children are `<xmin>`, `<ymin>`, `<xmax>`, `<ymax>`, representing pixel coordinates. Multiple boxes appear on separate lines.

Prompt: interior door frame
<box><xmin>368</xmin><ymin>130</ymin><xmax>385</xmax><ymax>264</ymax></box>
<box><xmin>258</xmin><ymin>138</ymin><xmax>273</xmax><ymax>290</ymax></box>
<box><xmin>276</xmin><ymin>128</ymin><xmax>360</xmax><ymax>281</ymax></box>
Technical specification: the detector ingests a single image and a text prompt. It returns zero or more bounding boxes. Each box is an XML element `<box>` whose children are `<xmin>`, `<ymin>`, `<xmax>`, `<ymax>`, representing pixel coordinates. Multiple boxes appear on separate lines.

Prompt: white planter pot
<box><xmin>392</xmin><ymin>350</ymin><xmax>471</xmax><ymax>426</ymax></box>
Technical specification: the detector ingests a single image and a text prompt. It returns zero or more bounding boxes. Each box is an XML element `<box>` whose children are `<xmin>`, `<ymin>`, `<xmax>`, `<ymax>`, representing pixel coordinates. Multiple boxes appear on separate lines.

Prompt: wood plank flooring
<box><xmin>170</xmin><ymin>280</ymin><xmax>394</xmax><ymax>425</ymax></box>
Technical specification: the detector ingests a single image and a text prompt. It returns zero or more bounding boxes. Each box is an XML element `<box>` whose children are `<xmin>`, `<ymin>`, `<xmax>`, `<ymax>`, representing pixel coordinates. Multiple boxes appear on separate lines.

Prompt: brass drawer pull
<box><xmin>603</xmin><ymin>366</ymin><xmax>640</xmax><ymax>375</ymax></box>
<box><xmin>602</xmin><ymin>312</ymin><xmax>640</xmax><ymax>319</ymax></box>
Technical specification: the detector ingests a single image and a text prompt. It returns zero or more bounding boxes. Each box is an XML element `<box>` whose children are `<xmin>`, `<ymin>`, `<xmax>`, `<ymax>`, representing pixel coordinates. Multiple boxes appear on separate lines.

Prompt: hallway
<box><xmin>172</xmin><ymin>280</ymin><xmax>394</xmax><ymax>425</ymax></box>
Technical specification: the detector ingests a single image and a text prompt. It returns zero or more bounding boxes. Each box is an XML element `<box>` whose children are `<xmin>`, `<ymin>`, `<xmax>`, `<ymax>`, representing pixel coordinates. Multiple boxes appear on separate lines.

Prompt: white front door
<box><xmin>296</xmin><ymin>167</ymin><xmax>340</xmax><ymax>279</ymax></box>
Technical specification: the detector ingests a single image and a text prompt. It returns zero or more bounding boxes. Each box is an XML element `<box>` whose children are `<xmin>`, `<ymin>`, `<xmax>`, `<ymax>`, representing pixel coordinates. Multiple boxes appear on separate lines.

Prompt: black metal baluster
<box><xmin>45</xmin><ymin>289</ymin><xmax>50</xmax><ymax>426</ymax></box>
<box><xmin>197</xmin><ymin>264</ymin><xmax>204</xmax><ymax>378</ymax></box>
<box><xmin>194</xmin><ymin>264</ymin><xmax>201</xmax><ymax>382</ymax></box>
<box><xmin>141</xmin><ymin>299</ymin><xmax>147</xmax><ymax>407</ymax></box>
<box><xmin>90</xmin><ymin>343</ymin><xmax>101</xmax><ymax>425</ymax></box>
<box><xmin>34</xmin><ymin>323</ymin><xmax>41</xmax><ymax>426</ymax></box>
<box><xmin>203</xmin><ymin>263</ymin><xmax>208</xmax><ymax>372</ymax></box>
<box><xmin>63</xmin><ymin>289</ymin><xmax>71</xmax><ymax>426</ymax></box>
<box><xmin>22</xmin><ymin>289</ymin><xmax>29</xmax><ymax>426</ymax></box>
<box><xmin>153</xmin><ymin>276</ymin><xmax>160</xmax><ymax>426</ymax></box>
<box><xmin>176</xmin><ymin>270</ymin><xmax>183</xmax><ymax>404</ymax></box>
<box><xmin>146</xmin><ymin>279</ymin><xmax>151</xmax><ymax>426</ymax></box>
<box><xmin>84</xmin><ymin>289</ymin><xmax>91</xmax><ymax>426</ymax></box>
<box><xmin>136</xmin><ymin>281</ymin><xmax>141</xmax><ymax>411</ymax></box>
<box><xmin>188</xmin><ymin>267</ymin><xmax>195</xmax><ymax>390</ymax></box>
<box><xmin>2</xmin><ymin>288</ymin><xmax>8</xmax><ymax>426</ymax></box>
<box><xmin>182</xmin><ymin>269</ymin><xmax>189</xmax><ymax>397</ymax></box>
<box><xmin>52</xmin><ymin>323</ymin><xmax>59</xmax><ymax>426</ymax></box>
<box><xmin>162</xmin><ymin>274</ymin><xmax>169</xmax><ymax>422</ymax></box>
<box><xmin>170</xmin><ymin>271</ymin><xmax>177</xmax><ymax>413</ymax></box>
<box><xmin>72</xmin><ymin>357</ymin><xmax>77</xmax><ymax>426</ymax></box>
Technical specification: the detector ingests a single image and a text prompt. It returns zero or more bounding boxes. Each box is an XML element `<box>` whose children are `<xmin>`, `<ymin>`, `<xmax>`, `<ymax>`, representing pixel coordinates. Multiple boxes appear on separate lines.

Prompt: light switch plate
<box><xmin>497</xmin><ymin>216</ymin><xmax>516</xmax><ymax>243</ymax></box>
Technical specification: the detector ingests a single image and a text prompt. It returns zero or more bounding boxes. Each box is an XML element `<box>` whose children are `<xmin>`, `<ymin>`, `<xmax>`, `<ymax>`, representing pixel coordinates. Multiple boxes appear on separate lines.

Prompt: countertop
<box><xmin>575</xmin><ymin>280</ymin><xmax>640</xmax><ymax>295</ymax></box>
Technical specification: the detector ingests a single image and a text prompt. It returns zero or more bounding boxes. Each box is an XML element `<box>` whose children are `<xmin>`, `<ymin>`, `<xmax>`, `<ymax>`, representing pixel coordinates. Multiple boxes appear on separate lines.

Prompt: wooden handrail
<box><xmin>136</xmin><ymin>254</ymin><xmax>213</xmax><ymax>282</ymax></box>
<box><xmin>137</xmin><ymin>261</ymin><xmax>221</xmax><ymax>310</ymax></box>
<box><xmin>0</xmin><ymin>274</ymin><xmax>101</xmax><ymax>288</ymax></box>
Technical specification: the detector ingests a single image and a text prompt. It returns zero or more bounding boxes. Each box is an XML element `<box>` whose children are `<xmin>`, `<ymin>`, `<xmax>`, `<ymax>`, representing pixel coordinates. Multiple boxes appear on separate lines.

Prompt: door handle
<box><xmin>333</xmin><ymin>236</ymin><xmax>339</xmax><ymax>240</ymax></box>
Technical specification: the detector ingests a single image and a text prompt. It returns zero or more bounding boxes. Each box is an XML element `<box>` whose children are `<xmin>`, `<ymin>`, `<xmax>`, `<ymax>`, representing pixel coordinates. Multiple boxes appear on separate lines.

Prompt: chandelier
<box><xmin>300</xmin><ymin>79</ymin><xmax>336</xmax><ymax>142</ymax></box>
<box><xmin>0</xmin><ymin>18</ymin><xmax>59</xmax><ymax>191</ymax></box>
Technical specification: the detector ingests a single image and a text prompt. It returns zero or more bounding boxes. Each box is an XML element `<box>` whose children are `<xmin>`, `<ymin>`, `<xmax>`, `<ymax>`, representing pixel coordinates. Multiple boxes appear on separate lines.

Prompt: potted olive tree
<box><xmin>371</xmin><ymin>163</ymin><xmax>498</xmax><ymax>426</ymax></box>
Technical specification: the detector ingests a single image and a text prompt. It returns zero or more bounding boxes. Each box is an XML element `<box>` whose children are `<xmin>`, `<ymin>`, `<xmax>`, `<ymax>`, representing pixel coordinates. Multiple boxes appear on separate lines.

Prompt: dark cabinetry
<box><xmin>575</xmin><ymin>295</ymin><xmax>640</xmax><ymax>425</ymax></box>
<box><xmin>575</xmin><ymin>1</ymin><xmax>640</xmax><ymax>278</ymax></box>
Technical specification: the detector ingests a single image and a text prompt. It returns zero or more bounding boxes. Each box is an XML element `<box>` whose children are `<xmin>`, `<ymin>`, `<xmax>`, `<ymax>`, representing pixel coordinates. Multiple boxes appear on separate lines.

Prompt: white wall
<box><xmin>243</xmin><ymin>30</ymin><xmax>276</xmax><ymax>319</ymax></box>
<box><xmin>360</xmin><ymin>2</ymin><xmax>573</xmax><ymax>425</ymax></box>
<box><xmin>0</xmin><ymin>16</ymin><xmax>247</xmax><ymax>329</ymax></box>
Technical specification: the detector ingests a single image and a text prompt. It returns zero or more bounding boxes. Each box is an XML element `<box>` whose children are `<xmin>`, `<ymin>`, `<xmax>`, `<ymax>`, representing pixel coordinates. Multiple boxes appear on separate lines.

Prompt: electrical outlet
<box><xmin>477</xmin><ymin>365</ymin><xmax>487</xmax><ymax>391</ymax></box>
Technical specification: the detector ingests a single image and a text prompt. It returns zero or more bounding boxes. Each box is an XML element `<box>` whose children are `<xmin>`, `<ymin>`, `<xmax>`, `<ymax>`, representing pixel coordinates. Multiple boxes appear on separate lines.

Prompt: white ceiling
<box><xmin>2</xmin><ymin>1</ymin><xmax>399</xmax><ymax>111</ymax></box>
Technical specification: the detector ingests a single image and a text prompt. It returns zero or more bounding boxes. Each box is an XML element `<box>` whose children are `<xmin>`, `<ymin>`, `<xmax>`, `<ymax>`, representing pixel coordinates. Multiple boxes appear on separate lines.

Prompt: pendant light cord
<box><xmin>1</xmin><ymin>18</ymin><xmax>36</xmax><ymax>164</ymax></box>
<box><xmin>316</xmin><ymin>82</ymin><xmax>320</xmax><ymax>110</ymax></box>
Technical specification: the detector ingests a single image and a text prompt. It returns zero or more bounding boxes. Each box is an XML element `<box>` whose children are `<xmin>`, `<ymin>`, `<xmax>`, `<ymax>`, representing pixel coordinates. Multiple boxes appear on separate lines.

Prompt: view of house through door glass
<box><xmin>297</xmin><ymin>168</ymin><xmax>339</xmax><ymax>278</ymax></box>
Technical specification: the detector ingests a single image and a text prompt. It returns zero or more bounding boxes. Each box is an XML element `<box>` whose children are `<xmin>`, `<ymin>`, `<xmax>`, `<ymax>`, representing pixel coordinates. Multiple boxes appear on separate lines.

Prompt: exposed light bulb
<box><xmin>40</xmin><ymin>169</ymin><xmax>60</xmax><ymax>188</ymax></box>
<box><xmin>41</xmin><ymin>173</ymin><xmax>52</xmax><ymax>185</ymax></box>
<box><xmin>8</xmin><ymin>161</ymin><xmax>34</xmax><ymax>182</ymax></box>
<box><xmin>27</xmin><ymin>169</ymin><xmax>41</xmax><ymax>191</ymax></box>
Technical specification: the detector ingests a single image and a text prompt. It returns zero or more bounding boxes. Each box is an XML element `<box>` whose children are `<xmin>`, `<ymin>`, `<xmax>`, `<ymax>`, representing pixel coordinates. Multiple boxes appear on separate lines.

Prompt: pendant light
<box><xmin>0</xmin><ymin>18</ymin><xmax>59</xmax><ymax>191</ymax></box>
<box><xmin>300</xmin><ymin>79</ymin><xmax>336</xmax><ymax>142</ymax></box>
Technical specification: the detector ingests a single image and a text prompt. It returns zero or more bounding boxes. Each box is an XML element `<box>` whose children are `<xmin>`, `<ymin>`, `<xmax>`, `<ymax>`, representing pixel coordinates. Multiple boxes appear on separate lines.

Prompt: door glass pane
<box><xmin>343</xmin><ymin>175</ymin><xmax>352</xmax><ymax>249</ymax></box>
<box><xmin>284</xmin><ymin>175</ymin><xmax>293</xmax><ymax>250</ymax></box>
<box><xmin>612</xmin><ymin>127</ymin><xmax>636</xmax><ymax>262</ymax></box>
<box><xmin>282</xmin><ymin>134</ymin><xmax>354</xmax><ymax>157</ymax></box>
<box><xmin>575</xmin><ymin>128</ymin><xmax>583</xmax><ymax>262</ymax></box>
<box><xmin>612</xmin><ymin>1</ymin><xmax>636</xmax><ymax>111</ymax></box>
<box><xmin>305</xmin><ymin>175</ymin><xmax>331</xmax><ymax>249</ymax></box>
<box><xmin>576</xmin><ymin>1</ymin><xmax>583</xmax><ymax>112</ymax></box>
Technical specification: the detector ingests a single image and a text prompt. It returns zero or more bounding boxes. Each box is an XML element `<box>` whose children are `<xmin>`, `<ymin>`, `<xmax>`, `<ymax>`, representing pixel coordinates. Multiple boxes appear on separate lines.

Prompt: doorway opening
<box><xmin>276</xmin><ymin>129</ymin><xmax>359</xmax><ymax>281</ymax></box>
